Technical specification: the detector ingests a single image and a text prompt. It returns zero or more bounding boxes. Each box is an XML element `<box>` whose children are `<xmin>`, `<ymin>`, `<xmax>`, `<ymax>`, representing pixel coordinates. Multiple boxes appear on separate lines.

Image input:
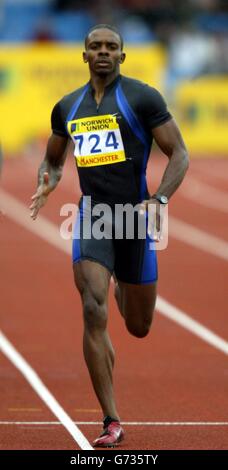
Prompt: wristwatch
<box><xmin>151</xmin><ymin>193</ymin><xmax>168</xmax><ymax>204</ymax></box>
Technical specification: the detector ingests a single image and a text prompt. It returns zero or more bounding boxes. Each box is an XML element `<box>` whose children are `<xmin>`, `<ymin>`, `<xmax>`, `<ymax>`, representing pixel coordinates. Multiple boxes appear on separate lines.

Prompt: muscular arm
<box><xmin>30</xmin><ymin>133</ymin><xmax>69</xmax><ymax>219</ymax></box>
<box><xmin>152</xmin><ymin>118</ymin><xmax>189</xmax><ymax>199</ymax></box>
<box><xmin>38</xmin><ymin>133</ymin><xmax>68</xmax><ymax>187</ymax></box>
<box><xmin>140</xmin><ymin>118</ymin><xmax>189</xmax><ymax>240</ymax></box>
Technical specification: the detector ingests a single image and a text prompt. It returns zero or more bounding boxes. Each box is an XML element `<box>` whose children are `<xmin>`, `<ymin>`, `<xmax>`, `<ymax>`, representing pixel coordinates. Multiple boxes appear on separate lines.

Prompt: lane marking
<box><xmin>1</xmin><ymin>189</ymin><xmax>227</xmax><ymax>355</ymax></box>
<box><xmin>194</xmin><ymin>164</ymin><xmax>228</xmax><ymax>183</ymax></box>
<box><xmin>8</xmin><ymin>408</ymin><xmax>42</xmax><ymax>412</ymax></box>
<box><xmin>73</xmin><ymin>409</ymin><xmax>100</xmax><ymax>413</ymax></box>
<box><xmin>169</xmin><ymin>216</ymin><xmax>228</xmax><ymax>262</ymax></box>
<box><xmin>1</xmin><ymin>188</ymin><xmax>228</xmax><ymax>262</ymax></box>
<box><xmin>0</xmin><ymin>189</ymin><xmax>71</xmax><ymax>256</ymax></box>
<box><xmin>156</xmin><ymin>298</ymin><xmax>228</xmax><ymax>355</ymax></box>
<box><xmin>0</xmin><ymin>332</ymin><xmax>93</xmax><ymax>450</ymax></box>
<box><xmin>3</xmin><ymin>188</ymin><xmax>228</xmax><ymax>264</ymax></box>
<box><xmin>0</xmin><ymin>421</ymin><xmax>228</xmax><ymax>426</ymax></box>
<box><xmin>179</xmin><ymin>176</ymin><xmax>228</xmax><ymax>214</ymax></box>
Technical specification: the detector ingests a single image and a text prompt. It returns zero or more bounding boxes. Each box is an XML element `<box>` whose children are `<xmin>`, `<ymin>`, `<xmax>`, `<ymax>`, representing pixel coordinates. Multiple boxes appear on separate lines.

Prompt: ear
<box><xmin>83</xmin><ymin>52</ymin><xmax>88</xmax><ymax>63</ymax></box>
<box><xmin>119</xmin><ymin>52</ymin><xmax>126</xmax><ymax>64</ymax></box>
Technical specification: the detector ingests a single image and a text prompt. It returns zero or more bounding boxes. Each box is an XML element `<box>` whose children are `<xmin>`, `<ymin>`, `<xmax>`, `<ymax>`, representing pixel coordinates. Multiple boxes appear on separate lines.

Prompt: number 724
<box><xmin>73</xmin><ymin>131</ymin><xmax>119</xmax><ymax>155</ymax></box>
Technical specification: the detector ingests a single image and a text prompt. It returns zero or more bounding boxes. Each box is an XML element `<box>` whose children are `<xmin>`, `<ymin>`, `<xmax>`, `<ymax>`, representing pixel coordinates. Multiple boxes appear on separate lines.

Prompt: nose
<box><xmin>98</xmin><ymin>44</ymin><xmax>109</xmax><ymax>55</ymax></box>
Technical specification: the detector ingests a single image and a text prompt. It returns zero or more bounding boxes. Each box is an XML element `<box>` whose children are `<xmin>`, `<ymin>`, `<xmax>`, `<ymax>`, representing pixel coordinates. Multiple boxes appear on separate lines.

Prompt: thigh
<box><xmin>117</xmin><ymin>280</ymin><xmax>157</xmax><ymax>325</ymax></box>
<box><xmin>72</xmin><ymin>196</ymin><xmax>115</xmax><ymax>275</ymax></box>
<box><xmin>114</xmin><ymin>235</ymin><xmax>158</xmax><ymax>285</ymax></box>
<box><xmin>73</xmin><ymin>259</ymin><xmax>111</xmax><ymax>304</ymax></box>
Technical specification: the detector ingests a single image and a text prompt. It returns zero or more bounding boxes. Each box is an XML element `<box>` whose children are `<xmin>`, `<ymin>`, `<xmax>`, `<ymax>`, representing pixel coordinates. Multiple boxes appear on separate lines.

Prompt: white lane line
<box><xmin>194</xmin><ymin>165</ymin><xmax>228</xmax><ymax>183</ymax></box>
<box><xmin>179</xmin><ymin>176</ymin><xmax>228</xmax><ymax>214</ymax></box>
<box><xmin>1</xmin><ymin>188</ymin><xmax>228</xmax><ymax>356</ymax></box>
<box><xmin>1</xmin><ymin>421</ymin><xmax>228</xmax><ymax>426</ymax></box>
<box><xmin>0</xmin><ymin>189</ymin><xmax>71</xmax><ymax>255</ymax></box>
<box><xmin>169</xmin><ymin>216</ymin><xmax>228</xmax><ymax>262</ymax></box>
<box><xmin>0</xmin><ymin>332</ymin><xmax>93</xmax><ymax>450</ymax></box>
<box><xmin>1</xmin><ymin>188</ymin><xmax>228</xmax><ymax>263</ymax></box>
<box><xmin>156</xmin><ymin>298</ymin><xmax>228</xmax><ymax>355</ymax></box>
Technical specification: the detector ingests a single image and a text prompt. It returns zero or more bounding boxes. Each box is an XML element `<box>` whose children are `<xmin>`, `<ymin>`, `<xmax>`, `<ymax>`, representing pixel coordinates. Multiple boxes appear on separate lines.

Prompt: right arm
<box><xmin>30</xmin><ymin>133</ymin><xmax>68</xmax><ymax>220</ymax></box>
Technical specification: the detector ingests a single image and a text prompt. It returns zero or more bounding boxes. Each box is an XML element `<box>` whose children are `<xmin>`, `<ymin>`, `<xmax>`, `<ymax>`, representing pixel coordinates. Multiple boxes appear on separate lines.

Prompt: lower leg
<box><xmin>73</xmin><ymin>261</ymin><xmax>120</xmax><ymax>421</ymax></box>
<box><xmin>83</xmin><ymin>320</ymin><xmax>120</xmax><ymax>421</ymax></box>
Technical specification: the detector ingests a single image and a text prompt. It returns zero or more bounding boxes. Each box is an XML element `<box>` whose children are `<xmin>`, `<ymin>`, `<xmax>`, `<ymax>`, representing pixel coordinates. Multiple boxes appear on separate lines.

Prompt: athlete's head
<box><xmin>83</xmin><ymin>24</ymin><xmax>125</xmax><ymax>77</ymax></box>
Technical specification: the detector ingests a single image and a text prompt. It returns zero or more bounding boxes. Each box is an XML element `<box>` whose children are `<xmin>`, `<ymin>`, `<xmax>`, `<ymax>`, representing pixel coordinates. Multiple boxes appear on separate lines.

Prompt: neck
<box><xmin>90</xmin><ymin>71</ymin><xmax>119</xmax><ymax>94</ymax></box>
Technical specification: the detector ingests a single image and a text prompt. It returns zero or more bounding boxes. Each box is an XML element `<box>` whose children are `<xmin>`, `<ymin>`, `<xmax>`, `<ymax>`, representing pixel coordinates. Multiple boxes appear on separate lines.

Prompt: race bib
<box><xmin>67</xmin><ymin>114</ymin><xmax>126</xmax><ymax>167</ymax></box>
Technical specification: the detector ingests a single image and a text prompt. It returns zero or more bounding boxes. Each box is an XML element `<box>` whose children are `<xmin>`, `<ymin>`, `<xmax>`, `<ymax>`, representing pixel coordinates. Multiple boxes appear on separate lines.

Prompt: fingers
<box><xmin>146</xmin><ymin>200</ymin><xmax>162</xmax><ymax>242</ymax></box>
<box><xmin>29</xmin><ymin>172</ymin><xmax>50</xmax><ymax>220</ymax></box>
<box><xmin>29</xmin><ymin>194</ymin><xmax>45</xmax><ymax>212</ymax></box>
<box><xmin>156</xmin><ymin>208</ymin><xmax>161</xmax><ymax>233</ymax></box>
<box><xmin>30</xmin><ymin>205</ymin><xmax>41</xmax><ymax>220</ymax></box>
<box><xmin>31</xmin><ymin>186</ymin><xmax>47</xmax><ymax>202</ymax></box>
<box><xmin>29</xmin><ymin>199</ymin><xmax>38</xmax><ymax>220</ymax></box>
<box><xmin>29</xmin><ymin>194</ymin><xmax>47</xmax><ymax>220</ymax></box>
<box><xmin>139</xmin><ymin>200</ymin><xmax>161</xmax><ymax>241</ymax></box>
<box><xmin>30</xmin><ymin>206</ymin><xmax>39</xmax><ymax>220</ymax></box>
<box><xmin>31</xmin><ymin>192</ymin><xmax>40</xmax><ymax>201</ymax></box>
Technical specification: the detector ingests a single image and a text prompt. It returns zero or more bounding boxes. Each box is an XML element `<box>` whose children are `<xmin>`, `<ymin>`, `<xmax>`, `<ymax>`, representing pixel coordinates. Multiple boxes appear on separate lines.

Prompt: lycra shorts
<box><xmin>72</xmin><ymin>197</ymin><xmax>158</xmax><ymax>285</ymax></box>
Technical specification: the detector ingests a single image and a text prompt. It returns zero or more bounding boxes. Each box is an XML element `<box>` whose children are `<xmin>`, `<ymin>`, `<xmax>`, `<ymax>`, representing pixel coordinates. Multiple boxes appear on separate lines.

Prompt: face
<box><xmin>83</xmin><ymin>28</ymin><xmax>125</xmax><ymax>76</ymax></box>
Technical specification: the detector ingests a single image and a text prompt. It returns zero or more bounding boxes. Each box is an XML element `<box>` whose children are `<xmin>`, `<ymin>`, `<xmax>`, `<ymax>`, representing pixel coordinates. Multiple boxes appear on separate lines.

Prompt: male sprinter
<box><xmin>30</xmin><ymin>25</ymin><xmax>189</xmax><ymax>447</ymax></box>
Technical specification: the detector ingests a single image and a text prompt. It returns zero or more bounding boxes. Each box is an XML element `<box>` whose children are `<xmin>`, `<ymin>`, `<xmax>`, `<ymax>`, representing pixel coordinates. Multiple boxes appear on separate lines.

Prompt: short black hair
<box><xmin>85</xmin><ymin>24</ymin><xmax>124</xmax><ymax>50</ymax></box>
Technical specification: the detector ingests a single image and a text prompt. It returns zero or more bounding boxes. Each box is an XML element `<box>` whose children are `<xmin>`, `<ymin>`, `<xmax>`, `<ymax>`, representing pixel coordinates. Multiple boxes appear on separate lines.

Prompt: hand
<box><xmin>139</xmin><ymin>197</ymin><xmax>163</xmax><ymax>242</ymax></box>
<box><xmin>30</xmin><ymin>172</ymin><xmax>52</xmax><ymax>220</ymax></box>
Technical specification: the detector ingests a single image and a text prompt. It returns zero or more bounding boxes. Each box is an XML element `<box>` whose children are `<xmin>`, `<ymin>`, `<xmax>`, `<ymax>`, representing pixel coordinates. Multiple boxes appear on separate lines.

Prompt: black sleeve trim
<box><xmin>52</xmin><ymin>129</ymin><xmax>68</xmax><ymax>137</ymax></box>
<box><xmin>151</xmin><ymin>113</ymin><xmax>172</xmax><ymax>129</ymax></box>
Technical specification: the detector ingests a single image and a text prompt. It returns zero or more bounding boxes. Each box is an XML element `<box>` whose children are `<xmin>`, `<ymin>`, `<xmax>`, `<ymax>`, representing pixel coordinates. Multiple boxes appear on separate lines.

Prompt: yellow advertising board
<box><xmin>174</xmin><ymin>76</ymin><xmax>228</xmax><ymax>155</ymax></box>
<box><xmin>0</xmin><ymin>44</ymin><xmax>166</xmax><ymax>153</ymax></box>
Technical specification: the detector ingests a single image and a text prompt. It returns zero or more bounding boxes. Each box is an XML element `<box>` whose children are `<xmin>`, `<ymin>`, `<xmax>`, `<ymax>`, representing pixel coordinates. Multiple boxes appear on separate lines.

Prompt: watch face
<box><xmin>160</xmin><ymin>195</ymin><xmax>168</xmax><ymax>204</ymax></box>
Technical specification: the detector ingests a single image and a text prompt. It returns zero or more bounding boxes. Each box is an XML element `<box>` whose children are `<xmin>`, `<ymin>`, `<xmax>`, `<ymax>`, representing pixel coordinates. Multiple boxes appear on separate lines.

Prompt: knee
<box><xmin>125</xmin><ymin>318</ymin><xmax>152</xmax><ymax>339</ymax></box>
<box><xmin>83</xmin><ymin>293</ymin><xmax>107</xmax><ymax>332</ymax></box>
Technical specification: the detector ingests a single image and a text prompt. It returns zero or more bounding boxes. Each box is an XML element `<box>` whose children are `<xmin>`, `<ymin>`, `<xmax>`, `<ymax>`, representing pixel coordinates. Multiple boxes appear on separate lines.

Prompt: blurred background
<box><xmin>0</xmin><ymin>0</ymin><xmax>228</xmax><ymax>157</ymax></box>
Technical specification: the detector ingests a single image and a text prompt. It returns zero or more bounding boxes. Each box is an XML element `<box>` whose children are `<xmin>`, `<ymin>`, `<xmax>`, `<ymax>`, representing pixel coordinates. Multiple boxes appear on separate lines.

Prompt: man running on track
<box><xmin>30</xmin><ymin>24</ymin><xmax>189</xmax><ymax>448</ymax></box>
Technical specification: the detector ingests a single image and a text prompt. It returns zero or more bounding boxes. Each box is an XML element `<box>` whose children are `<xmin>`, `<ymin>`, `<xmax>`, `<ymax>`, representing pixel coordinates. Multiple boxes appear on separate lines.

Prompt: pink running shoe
<box><xmin>93</xmin><ymin>421</ymin><xmax>124</xmax><ymax>448</ymax></box>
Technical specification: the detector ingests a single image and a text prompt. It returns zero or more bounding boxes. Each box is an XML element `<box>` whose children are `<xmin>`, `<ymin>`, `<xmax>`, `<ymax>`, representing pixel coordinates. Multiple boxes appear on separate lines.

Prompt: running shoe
<box><xmin>93</xmin><ymin>420</ymin><xmax>124</xmax><ymax>448</ymax></box>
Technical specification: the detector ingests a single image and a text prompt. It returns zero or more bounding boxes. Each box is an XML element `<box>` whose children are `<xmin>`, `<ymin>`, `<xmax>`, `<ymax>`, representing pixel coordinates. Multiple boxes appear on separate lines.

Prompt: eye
<box><xmin>89</xmin><ymin>43</ymin><xmax>99</xmax><ymax>50</ymax></box>
<box><xmin>109</xmin><ymin>44</ymin><xmax>118</xmax><ymax>50</ymax></box>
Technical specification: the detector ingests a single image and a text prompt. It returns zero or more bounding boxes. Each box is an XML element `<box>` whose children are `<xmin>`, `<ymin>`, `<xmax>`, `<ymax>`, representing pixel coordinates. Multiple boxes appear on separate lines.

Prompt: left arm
<box><xmin>152</xmin><ymin>117</ymin><xmax>189</xmax><ymax>199</ymax></box>
<box><xmin>140</xmin><ymin>118</ymin><xmax>189</xmax><ymax>240</ymax></box>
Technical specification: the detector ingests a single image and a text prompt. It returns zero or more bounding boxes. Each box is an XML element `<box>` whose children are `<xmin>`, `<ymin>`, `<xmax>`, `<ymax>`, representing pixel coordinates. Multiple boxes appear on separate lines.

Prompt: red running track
<box><xmin>0</xmin><ymin>153</ymin><xmax>228</xmax><ymax>450</ymax></box>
